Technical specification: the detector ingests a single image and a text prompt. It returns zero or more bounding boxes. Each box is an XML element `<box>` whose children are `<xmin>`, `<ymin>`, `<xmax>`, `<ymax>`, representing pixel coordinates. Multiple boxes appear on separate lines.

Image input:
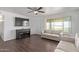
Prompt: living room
<box><xmin>0</xmin><ymin>7</ymin><xmax>79</xmax><ymax>52</ymax></box>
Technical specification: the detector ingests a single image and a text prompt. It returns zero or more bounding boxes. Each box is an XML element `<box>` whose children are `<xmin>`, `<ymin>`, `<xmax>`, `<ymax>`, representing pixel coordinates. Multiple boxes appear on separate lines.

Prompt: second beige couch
<box><xmin>41</xmin><ymin>30</ymin><xmax>62</xmax><ymax>41</ymax></box>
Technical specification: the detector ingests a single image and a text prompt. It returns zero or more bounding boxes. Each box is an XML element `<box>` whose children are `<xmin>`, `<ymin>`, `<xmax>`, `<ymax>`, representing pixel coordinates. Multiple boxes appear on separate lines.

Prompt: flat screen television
<box><xmin>15</xmin><ymin>17</ymin><xmax>29</xmax><ymax>26</ymax></box>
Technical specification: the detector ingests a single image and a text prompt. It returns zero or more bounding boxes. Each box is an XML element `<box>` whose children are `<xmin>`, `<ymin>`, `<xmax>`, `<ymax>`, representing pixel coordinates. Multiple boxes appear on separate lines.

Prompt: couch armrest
<box><xmin>41</xmin><ymin>31</ymin><xmax>44</xmax><ymax>34</ymax></box>
<box><xmin>60</xmin><ymin>32</ymin><xmax>64</xmax><ymax>37</ymax></box>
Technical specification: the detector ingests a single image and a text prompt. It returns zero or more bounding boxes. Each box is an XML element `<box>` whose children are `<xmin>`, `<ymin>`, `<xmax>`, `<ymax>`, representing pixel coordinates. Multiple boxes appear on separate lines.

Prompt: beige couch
<box><xmin>55</xmin><ymin>33</ymin><xmax>79</xmax><ymax>52</ymax></box>
<box><xmin>41</xmin><ymin>30</ymin><xmax>62</xmax><ymax>41</ymax></box>
<box><xmin>55</xmin><ymin>40</ymin><xmax>79</xmax><ymax>52</ymax></box>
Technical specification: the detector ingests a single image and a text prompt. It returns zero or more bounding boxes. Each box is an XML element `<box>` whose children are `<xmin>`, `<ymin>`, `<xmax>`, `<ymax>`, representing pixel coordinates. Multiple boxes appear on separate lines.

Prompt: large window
<box><xmin>46</xmin><ymin>16</ymin><xmax>71</xmax><ymax>32</ymax></box>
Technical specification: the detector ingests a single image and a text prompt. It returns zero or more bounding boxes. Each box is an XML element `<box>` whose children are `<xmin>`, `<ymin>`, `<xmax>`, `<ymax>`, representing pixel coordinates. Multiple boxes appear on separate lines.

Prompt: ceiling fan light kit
<box><xmin>34</xmin><ymin>11</ymin><xmax>38</xmax><ymax>15</ymax></box>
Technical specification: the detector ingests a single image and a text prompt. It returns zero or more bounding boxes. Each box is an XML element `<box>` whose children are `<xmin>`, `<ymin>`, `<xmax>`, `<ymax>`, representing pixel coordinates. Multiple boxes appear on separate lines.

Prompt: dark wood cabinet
<box><xmin>16</xmin><ymin>29</ymin><xmax>30</xmax><ymax>39</ymax></box>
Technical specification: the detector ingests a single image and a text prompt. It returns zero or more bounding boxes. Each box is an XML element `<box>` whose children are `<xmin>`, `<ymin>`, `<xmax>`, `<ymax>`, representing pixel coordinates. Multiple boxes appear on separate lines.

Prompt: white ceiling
<box><xmin>0</xmin><ymin>7</ymin><xmax>79</xmax><ymax>16</ymax></box>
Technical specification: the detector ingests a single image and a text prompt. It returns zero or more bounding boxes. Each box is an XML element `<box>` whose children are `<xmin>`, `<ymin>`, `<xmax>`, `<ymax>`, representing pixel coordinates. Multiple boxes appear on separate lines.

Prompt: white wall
<box><xmin>0</xmin><ymin>10</ymin><xmax>30</xmax><ymax>41</ymax></box>
<box><xmin>29</xmin><ymin>16</ymin><xmax>45</xmax><ymax>34</ymax></box>
<box><xmin>45</xmin><ymin>10</ymin><xmax>79</xmax><ymax>34</ymax></box>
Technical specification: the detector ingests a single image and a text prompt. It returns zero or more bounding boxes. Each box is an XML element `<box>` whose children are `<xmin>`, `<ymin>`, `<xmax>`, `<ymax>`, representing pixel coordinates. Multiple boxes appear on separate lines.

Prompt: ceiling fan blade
<box><xmin>26</xmin><ymin>11</ymin><xmax>33</xmax><ymax>14</ymax></box>
<box><xmin>38</xmin><ymin>11</ymin><xmax>45</xmax><ymax>13</ymax></box>
<box><xmin>36</xmin><ymin>7</ymin><xmax>43</xmax><ymax>11</ymax></box>
<box><xmin>27</xmin><ymin>7</ymin><xmax>35</xmax><ymax>10</ymax></box>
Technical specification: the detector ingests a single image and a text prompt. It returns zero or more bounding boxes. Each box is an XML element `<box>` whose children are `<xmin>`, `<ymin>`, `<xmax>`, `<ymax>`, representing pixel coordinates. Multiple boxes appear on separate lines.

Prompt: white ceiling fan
<box><xmin>27</xmin><ymin>7</ymin><xmax>45</xmax><ymax>15</ymax></box>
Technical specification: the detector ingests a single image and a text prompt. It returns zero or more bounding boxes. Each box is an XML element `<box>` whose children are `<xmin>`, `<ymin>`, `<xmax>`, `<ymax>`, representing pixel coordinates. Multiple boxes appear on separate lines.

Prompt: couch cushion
<box><xmin>44</xmin><ymin>30</ymin><xmax>61</xmax><ymax>34</ymax></box>
<box><xmin>48</xmin><ymin>34</ymin><xmax>59</xmax><ymax>37</ymax></box>
<box><xmin>55</xmin><ymin>41</ymin><xmax>79</xmax><ymax>52</ymax></box>
<box><xmin>43</xmin><ymin>33</ymin><xmax>59</xmax><ymax>37</ymax></box>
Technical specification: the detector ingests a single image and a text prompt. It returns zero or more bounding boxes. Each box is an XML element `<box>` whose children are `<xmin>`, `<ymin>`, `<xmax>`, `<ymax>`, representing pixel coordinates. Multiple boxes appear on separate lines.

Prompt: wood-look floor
<box><xmin>0</xmin><ymin>35</ymin><xmax>59</xmax><ymax>52</ymax></box>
